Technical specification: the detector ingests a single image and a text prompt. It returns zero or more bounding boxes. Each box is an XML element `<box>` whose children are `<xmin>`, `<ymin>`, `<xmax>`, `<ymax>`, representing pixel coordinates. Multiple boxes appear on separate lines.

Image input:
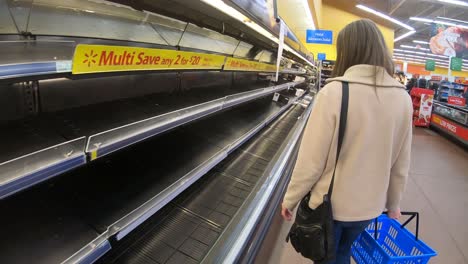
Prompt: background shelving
<box><xmin>437</xmin><ymin>81</ymin><xmax>468</xmax><ymax>101</ymax></box>
<box><xmin>319</xmin><ymin>60</ymin><xmax>335</xmax><ymax>89</ymax></box>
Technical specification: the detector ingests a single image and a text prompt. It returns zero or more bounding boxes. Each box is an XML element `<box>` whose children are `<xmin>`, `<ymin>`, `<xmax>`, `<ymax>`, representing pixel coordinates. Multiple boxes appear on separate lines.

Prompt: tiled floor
<box><xmin>255</xmin><ymin>128</ymin><xmax>468</xmax><ymax>264</ymax></box>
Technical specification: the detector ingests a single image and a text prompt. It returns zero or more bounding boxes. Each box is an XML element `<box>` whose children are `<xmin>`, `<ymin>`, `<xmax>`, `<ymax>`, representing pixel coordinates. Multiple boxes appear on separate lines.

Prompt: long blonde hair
<box><xmin>332</xmin><ymin>19</ymin><xmax>394</xmax><ymax>77</ymax></box>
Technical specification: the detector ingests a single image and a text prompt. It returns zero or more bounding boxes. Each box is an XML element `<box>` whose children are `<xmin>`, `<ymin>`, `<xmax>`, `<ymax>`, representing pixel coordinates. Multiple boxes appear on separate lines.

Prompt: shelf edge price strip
<box><xmin>224</xmin><ymin>57</ymin><xmax>277</xmax><ymax>72</ymax></box>
<box><xmin>72</xmin><ymin>44</ymin><xmax>226</xmax><ymax>74</ymax></box>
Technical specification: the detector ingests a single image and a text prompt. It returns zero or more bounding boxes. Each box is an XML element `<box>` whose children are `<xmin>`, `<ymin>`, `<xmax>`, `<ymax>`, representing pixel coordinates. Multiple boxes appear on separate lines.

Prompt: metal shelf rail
<box><xmin>0</xmin><ymin>137</ymin><xmax>86</xmax><ymax>199</ymax></box>
<box><xmin>204</xmin><ymin>95</ymin><xmax>314</xmax><ymax>264</ymax></box>
<box><xmin>93</xmin><ymin>94</ymin><xmax>312</xmax><ymax>264</ymax></box>
<box><xmin>0</xmin><ymin>61</ymin><xmax>72</xmax><ymax>80</ymax></box>
<box><xmin>86</xmin><ymin>81</ymin><xmax>303</xmax><ymax>161</ymax></box>
<box><xmin>0</xmin><ymin>80</ymin><xmax>303</xmax><ymax>200</ymax></box>
<box><xmin>67</xmin><ymin>94</ymin><xmax>302</xmax><ymax>264</ymax></box>
<box><xmin>0</xmin><ymin>91</ymin><xmax>304</xmax><ymax>264</ymax></box>
<box><xmin>281</xmin><ymin>68</ymin><xmax>307</xmax><ymax>75</ymax></box>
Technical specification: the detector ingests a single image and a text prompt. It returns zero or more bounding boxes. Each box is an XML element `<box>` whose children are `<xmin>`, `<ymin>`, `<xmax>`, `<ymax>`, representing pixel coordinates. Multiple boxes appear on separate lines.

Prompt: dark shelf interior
<box><xmin>97</xmin><ymin>103</ymin><xmax>306</xmax><ymax>264</ymax></box>
<box><xmin>0</xmin><ymin>72</ymin><xmax>271</xmax><ymax>164</ymax></box>
<box><xmin>0</xmin><ymin>93</ymin><xmax>296</xmax><ymax>264</ymax></box>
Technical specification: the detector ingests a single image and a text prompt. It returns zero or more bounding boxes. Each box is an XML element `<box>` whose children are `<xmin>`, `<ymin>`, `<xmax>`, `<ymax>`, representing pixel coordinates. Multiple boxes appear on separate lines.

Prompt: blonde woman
<box><xmin>281</xmin><ymin>19</ymin><xmax>413</xmax><ymax>264</ymax></box>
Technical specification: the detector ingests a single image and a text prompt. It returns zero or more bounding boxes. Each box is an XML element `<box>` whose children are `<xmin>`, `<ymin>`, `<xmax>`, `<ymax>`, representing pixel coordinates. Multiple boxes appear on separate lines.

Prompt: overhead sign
<box><xmin>450</xmin><ymin>57</ymin><xmax>462</xmax><ymax>71</ymax></box>
<box><xmin>72</xmin><ymin>44</ymin><xmax>226</xmax><ymax>74</ymax></box>
<box><xmin>224</xmin><ymin>57</ymin><xmax>277</xmax><ymax>72</ymax></box>
<box><xmin>317</xmin><ymin>53</ymin><xmax>326</xmax><ymax>61</ymax></box>
<box><xmin>430</xmin><ymin>24</ymin><xmax>467</xmax><ymax>59</ymax></box>
<box><xmin>425</xmin><ymin>59</ymin><xmax>435</xmax><ymax>71</ymax></box>
<box><xmin>306</xmin><ymin>30</ymin><xmax>333</xmax><ymax>44</ymax></box>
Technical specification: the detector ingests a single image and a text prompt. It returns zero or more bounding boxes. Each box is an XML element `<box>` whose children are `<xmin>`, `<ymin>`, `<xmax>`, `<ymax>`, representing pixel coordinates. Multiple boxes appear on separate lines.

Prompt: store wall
<box><xmin>403</xmin><ymin>62</ymin><xmax>468</xmax><ymax>79</ymax></box>
<box><xmin>433</xmin><ymin>67</ymin><xmax>468</xmax><ymax>78</ymax></box>
<box><xmin>304</xmin><ymin>4</ymin><xmax>394</xmax><ymax>61</ymax></box>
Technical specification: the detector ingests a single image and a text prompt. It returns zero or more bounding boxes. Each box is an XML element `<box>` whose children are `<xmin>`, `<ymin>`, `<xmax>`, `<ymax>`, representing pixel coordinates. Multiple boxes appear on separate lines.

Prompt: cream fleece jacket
<box><xmin>283</xmin><ymin>64</ymin><xmax>413</xmax><ymax>221</ymax></box>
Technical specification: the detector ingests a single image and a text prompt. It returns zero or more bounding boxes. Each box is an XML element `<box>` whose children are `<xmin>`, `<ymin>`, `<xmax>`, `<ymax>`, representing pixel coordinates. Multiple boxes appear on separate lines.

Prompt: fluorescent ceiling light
<box><xmin>394</xmin><ymin>57</ymin><xmax>426</xmax><ymax>62</ymax></box>
<box><xmin>302</xmin><ymin>0</ymin><xmax>316</xmax><ymax>30</ymax></box>
<box><xmin>411</xmin><ymin>16</ymin><xmax>468</xmax><ymax>29</ymax></box>
<box><xmin>438</xmin><ymin>0</ymin><xmax>468</xmax><ymax>7</ymax></box>
<box><xmin>410</xmin><ymin>17</ymin><xmax>433</xmax><ymax>23</ymax></box>
<box><xmin>356</xmin><ymin>5</ymin><xmax>414</xmax><ymax>30</ymax></box>
<box><xmin>394</xmin><ymin>53</ymin><xmax>447</xmax><ymax>62</ymax></box>
<box><xmin>394</xmin><ymin>48</ymin><xmax>449</xmax><ymax>59</ymax></box>
<box><xmin>200</xmin><ymin>0</ymin><xmax>314</xmax><ymax>66</ymax></box>
<box><xmin>427</xmin><ymin>53</ymin><xmax>449</xmax><ymax>58</ymax></box>
<box><xmin>393</xmin><ymin>57</ymin><xmax>449</xmax><ymax>67</ymax></box>
<box><xmin>434</xmin><ymin>20</ymin><xmax>458</xmax><ymax>27</ymax></box>
<box><xmin>394</xmin><ymin>31</ymin><xmax>416</xmax><ymax>42</ymax></box>
<box><xmin>400</xmin><ymin>45</ymin><xmax>430</xmax><ymax>51</ymax></box>
<box><xmin>436</xmin><ymin>16</ymin><xmax>468</xmax><ymax>25</ymax></box>
<box><xmin>394</xmin><ymin>56</ymin><xmax>425</xmax><ymax>61</ymax></box>
<box><xmin>413</xmin><ymin>40</ymin><xmax>430</xmax><ymax>45</ymax></box>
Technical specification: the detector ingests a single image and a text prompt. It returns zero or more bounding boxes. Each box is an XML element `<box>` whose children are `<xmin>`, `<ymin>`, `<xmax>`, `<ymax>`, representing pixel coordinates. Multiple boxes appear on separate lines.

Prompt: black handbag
<box><xmin>286</xmin><ymin>81</ymin><xmax>349</xmax><ymax>263</ymax></box>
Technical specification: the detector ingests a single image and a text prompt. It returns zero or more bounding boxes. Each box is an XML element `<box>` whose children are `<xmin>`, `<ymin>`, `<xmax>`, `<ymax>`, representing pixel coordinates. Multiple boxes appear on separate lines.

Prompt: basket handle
<box><xmin>374</xmin><ymin>211</ymin><xmax>419</xmax><ymax>241</ymax></box>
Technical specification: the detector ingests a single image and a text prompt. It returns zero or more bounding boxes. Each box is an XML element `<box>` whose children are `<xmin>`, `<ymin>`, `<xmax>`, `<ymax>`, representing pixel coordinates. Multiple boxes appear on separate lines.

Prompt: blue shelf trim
<box><xmin>0</xmin><ymin>61</ymin><xmax>71</xmax><ymax>79</ymax></box>
<box><xmin>0</xmin><ymin>155</ymin><xmax>86</xmax><ymax>199</ymax></box>
<box><xmin>78</xmin><ymin>240</ymin><xmax>112</xmax><ymax>264</ymax></box>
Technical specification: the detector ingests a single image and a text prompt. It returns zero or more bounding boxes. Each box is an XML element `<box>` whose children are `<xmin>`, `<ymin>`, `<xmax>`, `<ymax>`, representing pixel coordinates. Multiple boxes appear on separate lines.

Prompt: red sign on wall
<box><xmin>448</xmin><ymin>96</ymin><xmax>466</xmax><ymax>106</ymax></box>
<box><xmin>432</xmin><ymin>114</ymin><xmax>468</xmax><ymax>141</ymax></box>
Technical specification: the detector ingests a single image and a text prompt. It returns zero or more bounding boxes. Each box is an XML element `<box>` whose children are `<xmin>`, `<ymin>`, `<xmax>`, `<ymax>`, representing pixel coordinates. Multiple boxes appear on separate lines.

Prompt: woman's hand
<box><xmin>281</xmin><ymin>204</ymin><xmax>293</xmax><ymax>221</ymax></box>
<box><xmin>387</xmin><ymin>208</ymin><xmax>401</xmax><ymax>220</ymax></box>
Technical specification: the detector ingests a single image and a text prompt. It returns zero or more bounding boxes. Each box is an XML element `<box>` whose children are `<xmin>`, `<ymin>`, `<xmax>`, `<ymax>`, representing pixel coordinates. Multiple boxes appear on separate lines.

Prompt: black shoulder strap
<box><xmin>327</xmin><ymin>81</ymin><xmax>349</xmax><ymax>198</ymax></box>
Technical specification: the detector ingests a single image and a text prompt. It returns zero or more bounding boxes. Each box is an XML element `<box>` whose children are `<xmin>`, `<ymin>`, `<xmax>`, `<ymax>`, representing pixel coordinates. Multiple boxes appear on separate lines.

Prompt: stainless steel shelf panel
<box><xmin>85</xmin><ymin>98</ymin><xmax>225</xmax><ymax>160</ymax></box>
<box><xmin>0</xmin><ymin>189</ymin><xmax>102</xmax><ymax>264</ymax></box>
<box><xmin>85</xmin><ymin>81</ymin><xmax>302</xmax><ymax>160</ymax></box>
<box><xmin>95</xmin><ymin>96</ymin><xmax>307</xmax><ymax>264</ymax></box>
<box><xmin>0</xmin><ymin>137</ymin><xmax>86</xmax><ymax>199</ymax></box>
<box><xmin>0</xmin><ymin>61</ymin><xmax>72</xmax><ymax>80</ymax></box>
<box><xmin>281</xmin><ymin>68</ymin><xmax>307</xmax><ymax>75</ymax></box>
<box><xmin>204</xmin><ymin>97</ymin><xmax>314</xmax><ymax>263</ymax></box>
<box><xmin>61</xmin><ymin>233</ymin><xmax>111</xmax><ymax>264</ymax></box>
<box><xmin>0</xmin><ymin>94</ymin><xmax>298</xmax><ymax>264</ymax></box>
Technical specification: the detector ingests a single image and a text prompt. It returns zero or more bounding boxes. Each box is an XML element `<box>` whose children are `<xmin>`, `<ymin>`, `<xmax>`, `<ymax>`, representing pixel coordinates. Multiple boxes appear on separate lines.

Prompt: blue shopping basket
<box><xmin>352</xmin><ymin>212</ymin><xmax>437</xmax><ymax>264</ymax></box>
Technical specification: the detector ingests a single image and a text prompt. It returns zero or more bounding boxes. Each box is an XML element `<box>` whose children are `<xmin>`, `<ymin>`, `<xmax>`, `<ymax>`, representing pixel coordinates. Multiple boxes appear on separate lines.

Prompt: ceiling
<box><xmin>360</xmin><ymin>0</ymin><xmax>468</xmax><ymax>46</ymax></box>
<box><xmin>319</xmin><ymin>0</ymin><xmax>468</xmax><ymax>70</ymax></box>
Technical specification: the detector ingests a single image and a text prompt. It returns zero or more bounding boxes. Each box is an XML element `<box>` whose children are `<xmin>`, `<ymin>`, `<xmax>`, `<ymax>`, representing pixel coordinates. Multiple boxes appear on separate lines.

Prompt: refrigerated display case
<box><xmin>0</xmin><ymin>0</ymin><xmax>318</xmax><ymax>263</ymax></box>
<box><xmin>431</xmin><ymin>101</ymin><xmax>468</xmax><ymax>147</ymax></box>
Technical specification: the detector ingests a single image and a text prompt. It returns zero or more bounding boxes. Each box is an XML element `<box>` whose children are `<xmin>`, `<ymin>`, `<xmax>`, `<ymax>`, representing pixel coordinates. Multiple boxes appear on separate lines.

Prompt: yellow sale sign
<box><xmin>224</xmin><ymin>57</ymin><xmax>277</xmax><ymax>72</ymax></box>
<box><xmin>72</xmin><ymin>44</ymin><xmax>226</xmax><ymax>74</ymax></box>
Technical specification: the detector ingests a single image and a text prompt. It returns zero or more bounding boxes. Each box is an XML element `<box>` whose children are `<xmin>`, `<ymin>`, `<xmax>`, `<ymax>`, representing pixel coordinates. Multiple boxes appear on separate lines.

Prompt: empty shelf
<box><xmin>0</xmin><ymin>93</ymin><xmax>299</xmax><ymax>264</ymax></box>
<box><xmin>0</xmin><ymin>78</ymin><xmax>302</xmax><ymax>199</ymax></box>
<box><xmin>44</xmin><ymin>80</ymin><xmax>298</xmax><ymax>160</ymax></box>
<box><xmin>0</xmin><ymin>189</ymin><xmax>102</xmax><ymax>264</ymax></box>
<box><xmin>0</xmin><ymin>118</ymin><xmax>86</xmax><ymax>199</ymax></box>
<box><xmin>96</xmin><ymin>100</ymin><xmax>308</xmax><ymax>264</ymax></box>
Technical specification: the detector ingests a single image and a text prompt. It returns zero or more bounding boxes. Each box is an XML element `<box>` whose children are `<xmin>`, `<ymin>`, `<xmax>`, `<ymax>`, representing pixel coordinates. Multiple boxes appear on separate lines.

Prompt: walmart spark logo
<box><xmin>83</xmin><ymin>50</ymin><xmax>98</xmax><ymax>67</ymax></box>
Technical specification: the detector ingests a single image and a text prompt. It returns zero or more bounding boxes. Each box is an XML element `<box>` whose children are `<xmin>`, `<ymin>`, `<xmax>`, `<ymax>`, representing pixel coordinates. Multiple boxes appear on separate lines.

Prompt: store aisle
<box><xmin>255</xmin><ymin>128</ymin><xmax>468</xmax><ymax>264</ymax></box>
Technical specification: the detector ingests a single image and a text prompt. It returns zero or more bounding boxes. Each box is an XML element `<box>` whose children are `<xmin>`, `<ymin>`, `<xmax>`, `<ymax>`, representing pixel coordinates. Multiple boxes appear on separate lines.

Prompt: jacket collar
<box><xmin>326</xmin><ymin>64</ymin><xmax>405</xmax><ymax>88</ymax></box>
